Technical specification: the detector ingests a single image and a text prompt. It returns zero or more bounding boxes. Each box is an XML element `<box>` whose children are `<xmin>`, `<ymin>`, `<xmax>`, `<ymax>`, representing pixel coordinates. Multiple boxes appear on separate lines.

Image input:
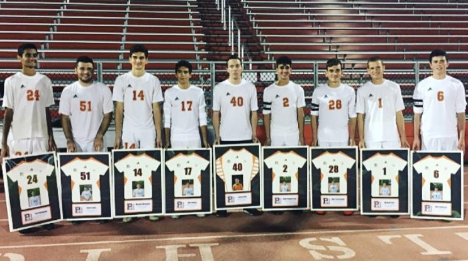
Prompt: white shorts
<box><xmin>422</xmin><ymin>137</ymin><xmax>458</xmax><ymax>151</ymax></box>
<box><xmin>366</xmin><ymin>141</ymin><xmax>401</xmax><ymax>149</ymax></box>
<box><xmin>171</xmin><ymin>139</ymin><xmax>201</xmax><ymax>149</ymax></box>
<box><xmin>271</xmin><ymin>133</ymin><xmax>299</xmax><ymax>146</ymax></box>
<box><xmin>318</xmin><ymin>141</ymin><xmax>348</xmax><ymax>147</ymax></box>
<box><xmin>75</xmin><ymin>139</ymin><xmax>108</xmax><ymax>153</ymax></box>
<box><xmin>11</xmin><ymin>138</ymin><xmax>48</xmax><ymax>156</ymax></box>
<box><xmin>122</xmin><ymin>129</ymin><xmax>156</xmax><ymax>149</ymax></box>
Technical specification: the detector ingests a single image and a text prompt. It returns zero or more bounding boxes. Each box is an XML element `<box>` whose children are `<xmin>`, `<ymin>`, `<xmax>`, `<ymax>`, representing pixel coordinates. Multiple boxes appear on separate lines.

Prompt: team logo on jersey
<box><xmin>175</xmin><ymin>97</ymin><xmax>179</xmax><ymax>101</ymax></box>
<box><xmin>73</xmin><ymin>94</ymin><xmax>78</xmax><ymax>98</ymax></box>
<box><xmin>226</xmin><ymin>92</ymin><xmax>231</xmax><ymax>96</ymax></box>
<box><xmin>20</xmin><ymin>84</ymin><xmax>26</xmax><ymax>89</ymax></box>
<box><xmin>275</xmin><ymin>94</ymin><xmax>280</xmax><ymax>98</ymax></box>
<box><xmin>428</xmin><ymin>87</ymin><xmax>433</xmax><ymax>91</ymax></box>
<box><xmin>324</xmin><ymin>95</ymin><xmax>328</xmax><ymax>98</ymax></box>
<box><xmin>369</xmin><ymin>94</ymin><xmax>374</xmax><ymax>97</ymax></box>
<box><xmin>127</xmin><ymin>84</ymin><xmax>132</xmax><ymax>88</ymax></box>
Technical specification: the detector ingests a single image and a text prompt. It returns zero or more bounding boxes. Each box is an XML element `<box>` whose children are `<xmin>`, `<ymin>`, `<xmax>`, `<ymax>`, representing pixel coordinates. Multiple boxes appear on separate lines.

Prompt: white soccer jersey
<box><xmin>312</xmin><ymin>151</ymin><xmax>355</xmax><ymax>194</ymax></box>
<box><xmin>2</xmin><ymin>72</ymin><xmax>54</xmax><ymax>140</ymax></box>
<box><xmin>7</xmin><ymin>159</ymin><xmax>54</xmax><ymax>210</ymax></box>
<box><xmin>311</xmin><ymin>84</ymin><xmax>356</xmax><ymax>143</ymax></box>
<box><xmin>114</xmin><ymin>153</ymin><xmax>160</xmax><ymax>199</ymax></box>
<box><xmin>262</xmin><ymin>81</ymin><xmax>306</xmax><ymax>136</ymax></box>
<box><xmin>212</xmin><ymin>79</ymin><xmax>258</xmax><ymax>141</ymax></box>
<box><xmin>356</xmin><ymin>80</ymin><xmax>405</xmax><ymax>143</ymax></box>
<box><xmin>216</xmin><ymin>148</ymin><xmax>259</xmax><ymax>192</ymax></box>
<box><xmin>61</xmin><ymin>157</ymin><xmax>109</xmax><ymax>203</ymax></box>
<box><xmin>112</xmin><ymin>72</ymin><xmax>163</xmax><ymax>131</ymax></box>
<box><xmin>264</xmin><ymin>151</ymin><xmax>306</xmax><ymax>194</ymax></box>
<box><xmin>166</xmin><ymin>153</ymin><xmax>209</xmax><ymax>197</ymax></box>
<box><xmin>81</xmin><ymin>190</ymin><xmax>92</xmax><ymax>201</ymax></box>
<box><xmin>413</xmin><ymin>155</ymin><xmax>460</xmax><ymax>201</ymax></box>
<box><xmin>362</xmin><ymin>153</ymin><xmax>407</xmax><ymax>197</ymax></box>
<box><xmin>413</xmin><ymin>75</ymin><xmax>466</xmax><ymax>140</ymax></box>
<box><xmin>163</xmin><ymin>85</ymin><xmax>207</xmax><ymax>141</ymax></box>
<box><xmin>59</xmin><ymin>81</ymin><xmax>114</xmax><ymax>142</ymax></box>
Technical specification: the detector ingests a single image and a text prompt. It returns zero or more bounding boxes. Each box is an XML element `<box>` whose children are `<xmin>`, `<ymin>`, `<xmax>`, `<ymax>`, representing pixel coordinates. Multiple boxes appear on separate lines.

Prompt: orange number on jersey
<box><xmin>437</xmin><ymin>91</ymin><xmax>444</xmax><ymax>101</ymax></box>
<box><xmin>283</xmin><ymin>97</ymin><xmax>289</xmax><ymax>107</ymax></box>
<box><xmin>124</xmin><ymin>142</ymin><xmax>136</xmax><ymax>149</ymax></box>
<box><xmin>378</xmin><ymin>98</ymin><xmax>383</xmax><ymax>108</ymax></box>
<box><xmin>328</xmin><ymin>100</ymin><xmax>342</xmax><ymax>110</ymax></box>
<box><xmin>26</xmin><ymin>90</ymin><xmax>40</xmax><ymax>101</ymax></box>
<box><xmin>79</xmin><ymin>101</ymin><xmax>92</xmax><ymax>112</ymax></box>
<box><xmin>181</xmin><ymin>101</ymin><xmax>193</xmax><ymax>111</ymax></box>
<box><xmin>230</xmin><ymin>97</ymin><xmax>244</xmax><ymax>107</ymax></box>
<box><xmin>133</xmin><ymin>90</ymin><xmax>144</xmax><ymax>101</ymax></box>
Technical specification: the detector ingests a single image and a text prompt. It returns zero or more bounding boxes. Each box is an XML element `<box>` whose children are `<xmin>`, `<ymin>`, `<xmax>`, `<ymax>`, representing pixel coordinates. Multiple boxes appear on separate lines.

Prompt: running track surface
<box><xmin>0</xmin><ymin>168</ymin><xmax>466</xmax><ymax>261</ymax></box>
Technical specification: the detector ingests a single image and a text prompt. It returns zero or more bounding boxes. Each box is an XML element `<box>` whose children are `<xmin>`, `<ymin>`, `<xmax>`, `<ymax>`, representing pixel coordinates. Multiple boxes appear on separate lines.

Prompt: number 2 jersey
<box><xmin>61</xmin><ymin>157</ymin><xmax>109</xmax><ymax>203</ymax></box>
<box><xmin>264</xmin><ymin>151</ymin><xmax>306</xmax><ymax>194</ymax></box>
<box><xmin>114</xmin><ymin>153</ymin><xmax>160</xmax><ymax>199</ymax></box>
<box><xmin>312</xmin><ymin>151</ymin><xmax>356</xmax><ymax>194</ymax></box>
<box><xmin>166</xmin><ymin>153</ymin><xmax>210</xmax><ymax>197</ymax></box>
<box><xmin>216</xmin><ymin>148</ymin><xmax>259</xmax><ymax>192</ymax></box>
<box><xmin>7</xmin><ymin>159</ymin><xmax>54</xmax><ymax>210</ymax></box>
<box><xmin>362</xmin><ymin>153</ymin><xmax>407</xmax><ymax>197</ymax></box>
<box><xmin>413</xmin><ymin>155</ymin><xmax>460</xmax><ymax>201</ymax></box>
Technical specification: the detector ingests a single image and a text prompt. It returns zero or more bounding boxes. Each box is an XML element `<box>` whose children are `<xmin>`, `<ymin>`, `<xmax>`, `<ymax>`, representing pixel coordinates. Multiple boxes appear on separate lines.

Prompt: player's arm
<box><xmin>251</xmin><ymin>110</ymin><xmax>259</xmax><ymax>143</ymax></box>
<box><xmin>412</xmin><ymin>113</ymin><xmax>422</xmax><ymax>150</ymax></box>
<box><xmin>263</xmin><ymin>114</ymin><xmax>271</xmax><ymax>146</ymax></box>
<box><xmin>61</xmin><ymin>114</ymin><xmax>76</xmax><ymax>152</ymax></box>
<box><xmin>213</xmin><ymin>111</ymin><xmax>221</xmax><ymax>145</ymax></box>
<box><xmin>163</xmin><ymin>97</ymin><xmax>172</xmax><ymax>148</ymax></box>
<box><xmin>153</xmin><ymin>102</ymin><xmax>162</xmax><ymax>148</ymax></box>
<box><xmin>114</xmin><ymin>101</ymin><xmax>124</xmax><ymax>149</ymax></box>
<box><xmin>164</xmin><ymin>127</ymin><xmax>171</xmax><ymax>148</ymax></box>
<box><xmin>1</xmin><ymin>108</ymin><xmax>13</xmax><ymax>160</ymax></box>
<box><xmin>457</xmin><ymin>112</ymin><xmax>465</xmax><ymax>151</ymax></box>
<box><xmin>357</xmin><ymin>113</ymin><xmax>366</xmax><ymax>149</ymax></box>
<box><xmin>45</xmin><ymin>107</ymin><xmax>57</xmax><ymax>151</ymax></box>
<box><xmin>310</xmin><ymin>115</ymin><xmax>318</xmax><ymax>146</ymax></box>
<box><xmin>94</xmin><ymin>112</ymin><xmax>112</xmax><ymax>151</ymax></box>
<box><xmin>396</xmin><ymin>110</ymin><xmax>409</xmax><ymax>148</ymax></box>
<box><xmin>297</xmin><ymin>107</ymin><xmax>305</xmax><ymax>145</ymax></box>
<box><xmin>200</xmin><ymin>125</ymin><xmax>209</xmax><ymax>148</ymax></box>
<box><xmin>349</xmin><ymin>117</ymin><xmax>357</xmax><ymax>146</ymax></box>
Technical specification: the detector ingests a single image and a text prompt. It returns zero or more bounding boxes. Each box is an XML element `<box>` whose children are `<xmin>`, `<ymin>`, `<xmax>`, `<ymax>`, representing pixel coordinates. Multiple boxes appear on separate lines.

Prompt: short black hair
<box><xmin>75</xmin><ymin>56</ymin><xmax>94</xmax><ymax>68</ymax></box>
<box><xmin>130</xmin><ymin>44</ymin><xmax>149</xmax><ymax>58</ymax></box>
<box><xmin>175</xmin><ymin>60</ymin><xmax>192</xmax><ymax>74</ymax></box>
<box><xmin>367</xmin><ymin>56</ymin><xmax>384</xmax><ymax>68</ymax></box>
<box><xmin>326</xmin><ymin>58</ymin><xmax>342</xmax><ymax>70</ymax></box>
<box><xmin>276</xmin><ymin>56</ymin><xmax>292</xmax><ymax>66</ymax></box>
<box><xmin>429</xmin><ymin>49</ymin><xmax>448</xmax><ymax>63</ymax></box>
<box><xmin>18</xmin><ymin>43</ymin><xmax>37</xmax><ymax>57</ymax></box>
<box><xmin>226</xmin><ymin>55</ymin><xmax>242</xmax><ymax>66</ymax></box>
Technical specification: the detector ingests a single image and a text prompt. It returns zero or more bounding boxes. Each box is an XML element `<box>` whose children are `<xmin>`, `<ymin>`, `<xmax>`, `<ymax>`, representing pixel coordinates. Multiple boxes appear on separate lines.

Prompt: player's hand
<box><xmin>265</xmin><ymin>138</ymin><xmax>271</xmax><ymax>146</ymax></box>
<box><xmin>457</xmin><ymin>137</ymin><xmax>465</xmax><ymax>152</ymax></box>
<box><xmin>48</xmin><ymin>137</ymin><xmax>57</xmax><ymax>152</ymax></box>
<box><xmin>155</xmin><ymin>137</ymin><xmax>162</xmax><ymax>148</ymax></box>
<box><xmin>214</xmin><ymin>136</ymin><xmax>221</xmax><ymax>145</ymax></box>
<box><xmin>358</xmin><ymin>140</ymin><xmax>366</xmax><ymax>149</ymax></box>
<box><xmin>311</xmin><ymin>138</ymin><xmax>318</xmax><ymax>147</ymax></box>
<box><xmin>114</xmin><ymin>137</ymin><xmax>121</xmax><ymax>149</ymax></box>
<box><xmin>401</xmin><ymin>138</ymin><xmax>410</xmax><ymax>148</ymax></box>
<box><xmin>203</xmin><ymin>139</ymin><xmax>211</xmax><ymax>148</ymax></box>
<box><xmin>93</xmin><ymin>135</ymin><xmax>104</xmax><ymax>152</ymax></box>
<box><xmin>299</xmin><ymin>137</ymin><xmax>305</xmax><ymax>146</ymax></box>
<box><xmin>66</xmin><ymin>139</ymin><xmax>77</xmax><ymax>152</ymax></box>
<box><xmin>164</xmin><ymin>141</ymin><xmax>170</xmax><ymax>149</ymax></box>
<box><xmin>412</xmin><ymin>137</ymin><xmax>420</xmax><ymax>151</ymax></box>
<box><xmin>349</xmin><ymin>139</ymin><xmax>356</xmax><ymax>146</ymax></box>
<box><xmin>0</xmin><ymin>144</ymin><xmax>10</xmax><ymax>163</ymax></box>
<box><xmin>252</xmin><ymin>135</ymin><xmax>259</xmax><ymax>143</ymax></box>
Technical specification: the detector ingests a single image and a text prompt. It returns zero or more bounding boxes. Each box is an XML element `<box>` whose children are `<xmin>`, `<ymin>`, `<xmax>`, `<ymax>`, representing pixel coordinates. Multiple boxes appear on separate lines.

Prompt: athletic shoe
<box><xmin>243</xmin><ymin>209</ymin><xmax>263</xmax><ymax>216</ymax></box>
<box><xmin>215</xmin><ymin>210</ymin><xmax>228</xmax><ymax>217</ymax></box>
<box><xmin>271</xmin><ymin>211</ymin><xmax>284</xmax><ymax>215</ymax></box>
<box><xmin>316</xmin><ymin>211</ymin><xmax>326</xmax><ymax>215</ymax></box>
<box><xmin>342</xmin><ymin>211</ymin><xmax>353</xmax><ymax>216</ymax></box>
<box><xmin>43</xmin><ymin>223</ymin><xmax>55</xmax><ymax>230</ymax></box>
<box><xmin>18</xmin><ymin>227</ymin><xmax>39</xmax><ymax>234</ymax></box>
<box><xmin>390</xmin><ymin>215</ymin><xmax>400</xmax><ymax>219</ymax></box>
<box><xmin>196</xmin><ymin>214</ymin><xmax>206</xmax><ymax>218</ymax></box>
<box><xmin>122</xmin><ymin>217</ymin><xmax>133</xmax><ymax>223</ymax></box>
<box><xmin>171</xmin><ymin>215</ymin><xmax>180</xmax><ymax>219</ymax></box>
<box><xmin>148</xmin><ymin>216</ymin><xmax>159</xmax><ymax>222</ymax></box>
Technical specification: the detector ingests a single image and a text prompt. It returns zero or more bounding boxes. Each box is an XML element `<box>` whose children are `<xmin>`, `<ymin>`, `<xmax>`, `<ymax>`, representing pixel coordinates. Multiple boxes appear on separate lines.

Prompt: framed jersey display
<box><xmin>311</xmin><ymin>147</ymin><xmax>358</xmax><ymax>211</ymax></box>
<box><xmin>411</xmin><ymin>151</ymin><xmax>464</xmax><ymax>221</ymax></box>
<box><xmin>214</xmin><ymin>144</ymin><xmax>261</xmax><ymax>210</ymax></box>
<box><xmin>164</xmin><ymin>149</ymin><xmax>212</xmax><ymax>215</ymax></box>
<box><xmin>113</xmin><ymin>149</ymin><xmax>164</xmax><ymax>218</ymax></box>
<box><xmin>58</xmin><ymin>152</ymin><xmax>112</xmax><ymax>221</ymax></box>
<box><xmin>3</xmin><ymin>153</ymin><xmax>61</xmax><ymax>232</ymax></box>
<box><xmin>360</xmin><ymin>149</ymin><xmax>410</xmax><ymax>216</ymax></box>
<box><xmin>262</xmin><ymin>146</ymin><xmax>309</xmax><ymax>211</ymax></box>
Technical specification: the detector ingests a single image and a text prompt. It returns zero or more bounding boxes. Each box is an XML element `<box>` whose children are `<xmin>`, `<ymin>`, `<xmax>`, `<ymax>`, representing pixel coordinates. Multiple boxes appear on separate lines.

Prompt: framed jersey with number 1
<box><xmin>58</xmin><ymin>152</ymin><xmax>112</xmax><ymax>221</ymax></box>
<box><xmin>3</xmin><ymin>153</ymin><xmax>62</xmax><ymax>232</ymax></box>
<box><xmin>112</xmin><ymin>149</ymin><xmax>164</xmax><ymax>218</ymax></box>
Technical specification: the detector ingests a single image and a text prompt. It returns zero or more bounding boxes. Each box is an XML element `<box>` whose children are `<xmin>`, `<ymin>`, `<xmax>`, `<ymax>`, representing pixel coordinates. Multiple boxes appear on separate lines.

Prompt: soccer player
<box><xmin>281</xmin><ymin>182</ymin><xmax>289</xmax><ymax>193</ymax></box>
<box><xmin>356</xmin><ymin>57</ymin><xmax>409</xmax><ymax>149</ymax></box>
<box><xmin>310</xmin><ymin>58</ymin><xmax>356</xmax><ymax>147</ymax></box>
<box><xmin>379</xmin><ymin>182</ymin><xmax>390</xmax><ymax>196</ymax></box>
<box><xmin>1</xmin><ymin>43</ymin><xmax>56</xmax><ymax>233</ymax></box>
<box><xmin>29</xmin><ymin>190</ymin><xmax>41</xmax><ymax>207</ymax></box>
<box><xmin>329</xmin><ymin>180</ymin><xmax>339</xmax><ymax>193</ymax></box>
<box><xmin>81</xmin><ymin>186</ymin><xmax>92</xmax><ymax>201</ymax></box>
<box><xmin>212</xmin><ymin>55</ymin><xmax>261</xmax><ymax>216</ymax></box>
<box><xmin>132</xmin><ymin>183</ymin><xmax>144</xmax><ymax>198</ymax></box>
<box><xmin>412</xmin><ymin>49</ymin><xmax>466</xmax><ymax>151</ymax></box>
<box><xmin>232</xmin><ymin>178</ymin><xmax>244</xmax><ymax>191</ymax></box>
<box><xmin>59</xmin><ymin>56</ymin><xmax>113</xmax><ymax>152</ymax></box>
<box><xmin>263</xmin><ymin>56</ymin><xmax>305</xmax><ymax>146</ymax></box>
<box><xmin>113</xmin><ymin>44</ymin><xmax>163</xmax><ymax>150</ymax></box>
<box><xmin>163</xmin><ymin>60</ymin><xmax>209</xmax><ymax>149</ymax></box>
<box><xmin>113</xmin><ymin>44</ymin><xmax>163</xmax><ymax>223</ymax></box>
<box><xmin>431</xmin><ymin>187</ymin><xmax>442</xmax><ymax>200</ymax></box>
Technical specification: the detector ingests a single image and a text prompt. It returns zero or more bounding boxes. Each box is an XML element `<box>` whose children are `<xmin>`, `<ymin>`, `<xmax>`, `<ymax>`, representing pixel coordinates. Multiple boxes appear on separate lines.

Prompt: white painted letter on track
<box><xmin>80</xmin><ymin>249</ymin><xmax>111</xmax><ymax>261</ymax></box>
<box><xmin>0</xmin><ymin>253</ymin><xmax>25</xmax><ymax>261</ymax></box>
<box><xmin>299</xmin><ymin>237</ymin><xmax>356</xmax><ymax>260</ymax></box>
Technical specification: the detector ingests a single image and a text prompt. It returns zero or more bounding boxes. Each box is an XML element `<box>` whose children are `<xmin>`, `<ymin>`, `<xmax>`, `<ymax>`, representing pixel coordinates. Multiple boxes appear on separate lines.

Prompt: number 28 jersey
<box><xmin>312</xmin><ymin>151</ymin><xmax>356</xmax><ymax>194</ymax></box>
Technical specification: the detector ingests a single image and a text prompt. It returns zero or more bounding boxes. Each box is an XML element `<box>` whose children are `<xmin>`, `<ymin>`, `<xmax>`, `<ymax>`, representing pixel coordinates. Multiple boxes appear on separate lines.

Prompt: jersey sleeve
<box><xmin>296</xmin><ymin>154</ymin><xmax>307</xmax><ymax>168</ymax></box>
<box><xmin>412</xmin><ymin>84</ymin><xmax>423</xmax><ymax>114</ymax></box>
<box><xmin>112</xmin><ymin>76</ymin><xmax>125</xmax><ymax>102</ymax></box>
<box><xmin>152</xmin><ymin>77</ymin><xmax>164</xmax><ymax>103</ymax></box>
<box><xmin>165</xmin><ymin>157</ymin><xmax>177</xmax><ymax>172</ymax></box>
<box><xmin>249</xmin><ymin>83</ymin><xmax>259</xmax><ymax>111</ymax></box>
<box><xmin>394</xmin><ymin>83</ymin><xmax>405</xmax><ymax>112</ymax></box>
<box><xmin>102</xmin><ymin>84</ymin><xmax>114</xmax><ymax>114</ymax></box>
<box><xmin>114</xmin><ymin>157</ymin><xmax>128</xmax><ymax>173</ymax></box>
<box><xmin>455</xmin><ymin>81</ymin><xmax>467</xmax><ymax>113</ymax></box>
<box><xmin>43</xmin><ymin>77</ymin><xmax>55</xmax><ymax>107</ymax></box>
<box><xmin>348</xmin><ymin>87</ymin><xmax>357</xmax><ymax>118</ymax></box>
<box><xmin>263</xmin><ymin>154</ymin><xmax>275</xmax><ymax>169</ymax></box>
<box><xmin>198</xmin><ymin>90</ymin><xmax>208</xmax><ymax>126</ymax></box>
<box><xmin>163</xmin><ymin>89</ymin><xmax>172</xmax><ymax>128</ymax></box>
<box><xmin>251</xmin><ymin>155</ymin><xmax>260</xmax><ymax>179</ymax></box>
<box><xmin>355</xmin><ymin>86</ymin><xmax>366</xmax><ymax>114</ymax></box>
<box><xmin>6</xmin><ymin>164</ymin><xmax>20</xmax><ymax>183</ymax></box>
<box><xmin>395</xmin><ymin>156</ymin><xmax>408</xmax><ymax>171</ymax></box>
<box><xmin>443</xmin><ymin>157</ymin><xmax>461</xmax><ymax>175</ymax></box>
<box><xmin>262</xmin><ymin>88</ymin><xmax>272</xmax><ymax>115</ymax></box>
<box><xmin>310</xmin><ymin>88</ymin><xmax>319</xmax><ymax>116</ymax></box>
<box><xmin>296</xmin><ymin>84</ymin><xmax>306</xmax><ymax>108</ymax></box>
<box><xmin>341</xmin><ymin>154</ymin><xmax>356</xmax><ymax>169</ymax></box>
<box><xmin>199</xmin><ymin>156</ymin><xmax>210</xmax><ymax>171</ymax></box>
<box><xmin>61</xmin><ymin>160</ymin><xmax>76</xmax><ymax>177</ymax></box>
<box><xmin>212</xmin><ymin>84</ymin><xmax>221</xmax><ymax>111</ymax></box>
<box><xmin>362</xmin><ymin>157</ymin><xmax>375</xmax><ymax>171</ymax></box>
<box><xmin>215</xmin><ymin>157</ymin><xmax>225</xmax><ymax>180</ymax></box>
<box><xmin>312</xmin><ymin>153</ymin><xmax>325</xmax><ymax>169</ymax></box>
<box><xmin>58</xmin><ymin>87</ymin><xmax>71</xmax><ymax>116</ymax></box>
<box><xmin>2</xmin><ymin>77</ymin><xmax>14</xmax><ymax>109</ymax></box>
<box><xmin>91</xmin><ymin>159</ymin><xmax>109</xmax><ymax>176</ymax></box>
<box><xmin>148</xmin><ymin>157</ymin><xmax>161</xmax><ymax>172</ymax></box>
<box><xmin>412</xmin><ymin>159</ymin><xmax>425</xmax><ymax>174</ymax></box>
<box><xmin>44</xmin><ymin>162</ymin><xmax>55</xmax><ymax>177</ymax></box>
